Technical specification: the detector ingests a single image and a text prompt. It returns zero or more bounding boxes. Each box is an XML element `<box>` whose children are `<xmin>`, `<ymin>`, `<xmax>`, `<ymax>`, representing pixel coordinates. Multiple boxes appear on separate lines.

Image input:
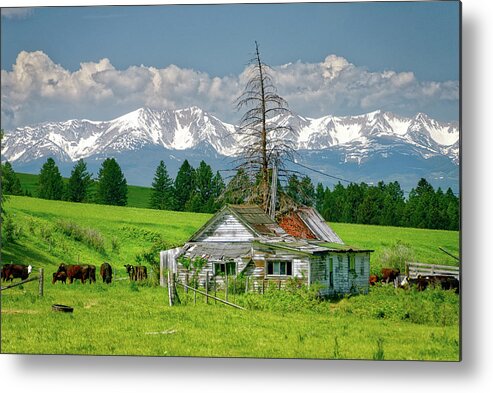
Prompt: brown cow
<box><xmin>100</xmin><ymin>262</ymin><xmax>113</xmax><ymax>284</ymax></box>
<box><xmin>85</xmin><ymin>264</ymin><xmax>96</xmax><ymax>284</ymax></box>
<box><xmin>52</xmin><ymin>271</ymin><xmax>67</xmax><ymax>284</ymax></box>
<box><xmin>380</xmin><ymin>267</ymin><xmax>400</xmax><ymax>283</ymax></box>
<box><xmin>56</xmin><ymin>264</ymin><xmax>89</xmax><ymax>284</ymax></box>
<box><xmin>369</xmin><ymin>274</ymin><xmax>379</xmax><ymax>286</ymax></box>
<box><xmin>1</xmin><ymin>264</ymin><xmax>32</xmax><ymax>282</ymax></box>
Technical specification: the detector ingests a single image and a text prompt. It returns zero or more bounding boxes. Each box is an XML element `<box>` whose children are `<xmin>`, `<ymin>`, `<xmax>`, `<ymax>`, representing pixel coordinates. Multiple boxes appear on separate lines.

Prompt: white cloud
<box><xmin>1</xmin><ymin>50</ymin><xmax>458</xmax><ymax>128</ymax></box>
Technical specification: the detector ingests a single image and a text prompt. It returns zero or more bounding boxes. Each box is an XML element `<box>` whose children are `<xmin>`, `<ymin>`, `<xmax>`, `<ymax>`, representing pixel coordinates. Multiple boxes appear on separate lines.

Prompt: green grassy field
<box><xmin>1</xmin><ymin>196</ymin><xmax>460</xmax><ymax>360</ymax></box>
<box><xmin>16</xmin><ymin>172</ymin><xmax>153</xmax><ymax>209</ymax></box>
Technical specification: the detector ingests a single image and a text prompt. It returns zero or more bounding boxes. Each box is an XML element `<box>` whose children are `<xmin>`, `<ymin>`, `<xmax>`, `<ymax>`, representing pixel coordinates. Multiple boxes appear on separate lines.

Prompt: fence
<box><xmin>0</xmin><ymin>268</ymin><xmax>44</xmax><ymax>296</ymax></box>
<box><xmin>166</xmin><ymin>270</ymin><xmax>245</xmax><ymax>310</ymax></box>
<box><xmin>405</xmin><ymin>262</ymin><xmax>460</xmax><ymax>280</ymax></box>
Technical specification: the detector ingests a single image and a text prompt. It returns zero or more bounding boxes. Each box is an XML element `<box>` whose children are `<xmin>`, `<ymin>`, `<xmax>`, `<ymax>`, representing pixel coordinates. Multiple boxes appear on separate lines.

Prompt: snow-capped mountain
<box><xmin>1</xmin><ymin>107</ymin><xmax>459</xmax><ymax>191</ymax></box>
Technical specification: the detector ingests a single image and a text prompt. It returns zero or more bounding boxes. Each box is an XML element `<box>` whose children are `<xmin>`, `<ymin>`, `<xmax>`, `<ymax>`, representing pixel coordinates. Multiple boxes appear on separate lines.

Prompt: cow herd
<box><xmin>1</xmin><ymin>262</ymin><xmax>150</xmax><ymax>286</ymax></box>
<box><xmin>369</xmin><ymin>267</ymin><xmax>460</xmax><ymax>294</ymax></box>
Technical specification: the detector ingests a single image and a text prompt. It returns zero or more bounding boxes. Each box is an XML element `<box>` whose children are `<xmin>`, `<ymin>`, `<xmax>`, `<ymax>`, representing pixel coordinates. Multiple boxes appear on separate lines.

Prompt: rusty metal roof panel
<box><xmin>296</xmin><ymin>207</ymin><xmax>344</xmax><ymax>244</ymax></box>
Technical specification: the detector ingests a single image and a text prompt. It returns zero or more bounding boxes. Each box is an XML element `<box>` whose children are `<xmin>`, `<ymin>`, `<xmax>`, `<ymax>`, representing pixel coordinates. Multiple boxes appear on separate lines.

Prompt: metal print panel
<box><xmin>0</xmin><ymin>1</ymin><xmax>460</xmax><ymax>361</ymax></box>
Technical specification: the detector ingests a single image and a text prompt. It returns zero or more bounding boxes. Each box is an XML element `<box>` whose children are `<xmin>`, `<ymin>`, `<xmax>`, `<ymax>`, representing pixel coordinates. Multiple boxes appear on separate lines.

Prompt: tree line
<box><xmin>1</xmin><ymin>157</ymin><xmax>459</xmax><ymax>230</ymax></box>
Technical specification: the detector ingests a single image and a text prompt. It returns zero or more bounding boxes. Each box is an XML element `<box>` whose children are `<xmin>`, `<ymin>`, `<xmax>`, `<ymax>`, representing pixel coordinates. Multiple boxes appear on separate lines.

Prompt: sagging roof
<box><xmin>184</xmin><ymin>242</ymin><xmax>252</xmax><ymax>261</ymax></box>
<box><xmin>257</xmin><ymin>239</ymin><xmax>373</xmax><ymax>255</ymax></box>
<box><xmin>279</xmin><ymin>207</ymin><xmax>344</xmax><ymax>244</ymax></box>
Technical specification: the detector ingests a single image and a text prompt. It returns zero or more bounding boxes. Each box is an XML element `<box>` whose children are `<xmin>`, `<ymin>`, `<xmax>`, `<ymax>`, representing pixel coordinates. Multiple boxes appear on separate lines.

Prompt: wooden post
<box><xmin>278</xmin><ymin>280</ymin><xmax>281</xmax><ymax>290</ymax></box>
<box><xmin>262</xmin><ymin>279</ymin><xmax>265</xmax><ymax>294</ymax></box>
<box><xmin>185</xmin><ymin>273</ymin><xmax>189</xmax><ymax>294</ymax></box>
<box><xmin>214</xmin><ymin>275</ymin><xmax>217</xmax><ymax>304</ymax></box>
<box><xmin>205</xmin><ymin>271</ymin><xmax>209</xmax><ymax>305</ymax></box>
<box><xmin>194</xmin><ymin>283</ymin><xmax>197</xmax><ymax>305</ymax></box>
<box><xmin>233</xmin><ymin>277</ymin><xmax>236</xmax><ymax>303</ymax></box>
<box><xmin>245</xmin><ymin>276</ymin><xmax>249</xmax><ymax>294</ymax></box>
<box><xmin>225</xmin><ymin>273</ymin><xmax>229</xmax><ymax>302</ymax></box>
<box><xmin>167</xmin><ymin>270</ymin><xmax>173</xmax><ymax>306</ymax></box>
<box><xmin>38</xmin><ymin>268</ymin><xmax>44</xmax><ymax>297</ymax></box>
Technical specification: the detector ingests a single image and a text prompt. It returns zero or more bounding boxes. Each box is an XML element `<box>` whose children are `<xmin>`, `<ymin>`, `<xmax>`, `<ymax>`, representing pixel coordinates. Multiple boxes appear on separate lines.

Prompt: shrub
<box><xmin>378</xmin><ymin>240</ymin><xmax>415</xmax><ymax>271</ymax></box>
<box><xmin>55</xmin><ymin>219</ymin><xmax>105</xmax><ymax>254</ymax></box>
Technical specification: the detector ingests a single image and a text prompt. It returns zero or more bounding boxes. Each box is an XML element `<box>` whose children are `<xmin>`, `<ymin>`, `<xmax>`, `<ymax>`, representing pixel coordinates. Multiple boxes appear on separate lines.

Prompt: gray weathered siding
<box><xmin>310</xmin><ymin>252</ymin><xmax>370</xmax><ymax>296</ymax></box>
<box><xmin>195</xmin><ymin>214</ymin><xmax>254</xmax><ymax>242</ymax></box>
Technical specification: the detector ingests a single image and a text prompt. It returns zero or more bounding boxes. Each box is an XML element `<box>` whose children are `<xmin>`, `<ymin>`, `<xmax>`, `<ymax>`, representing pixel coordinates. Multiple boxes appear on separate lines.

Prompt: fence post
<box><xmin>214</xmin><ymin>275</ymin><xmax>217</xmax><ymax>304</ymax></box>
<box><xmin>167</xmin><ymin>270</ymin><xmax>173</xmax><ymax>306</ymax></box>
<box><xmin>38</xmin><ymin>268</ymin><xmax>44</xmax><ymax>297</ymax></box>
<box><xmin>205</xmin><ymin>271</ymin><xmax>209</xmax><ymax>305</ymax></box>
<box><xmin>185</xmin><ymin>273</ymin><xmax>189</xmax><ymax>294</ymax></box>
<box><xmin>225</xmin><ymin>273</ymin><xmax>229</xmax><ymax>302</ymax></box>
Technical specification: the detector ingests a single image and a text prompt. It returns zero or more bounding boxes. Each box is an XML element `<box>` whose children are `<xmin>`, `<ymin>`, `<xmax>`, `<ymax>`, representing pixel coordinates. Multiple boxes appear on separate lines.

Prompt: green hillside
<box><xmin>1</xmin><ymin>196</ymin><xmax>460</xmax><ymax>360</ymax></box>
<box><xmin>1</xmin><ymin>195</ymin><xmax>459</xmax><ymax>274</ymax></box>
<box><xmin>16</xmin><ymin>172</ymin><xmax>152</xmax><ymax>209</ymax></box>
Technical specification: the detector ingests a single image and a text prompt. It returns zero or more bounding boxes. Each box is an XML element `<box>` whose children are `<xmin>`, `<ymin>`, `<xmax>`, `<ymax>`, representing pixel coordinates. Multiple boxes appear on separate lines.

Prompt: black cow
<box><xmin>1</xmin><ymin>264</ymin><xmax>32</xmax><ymax>283</ymax></box>
<box><xmin>100</xmin><ymin>262</ymin><xmax>113</xmax><ymax>284</ymax></box>
<box><xmin>124</xmin><ymin>264</ymin><xmax>147</xmax><ymax>281</ymax></box>
<box><xmin>399</xmin><ymin>274</ymin><xmax>459</xmax><ymax>294</ymax></box>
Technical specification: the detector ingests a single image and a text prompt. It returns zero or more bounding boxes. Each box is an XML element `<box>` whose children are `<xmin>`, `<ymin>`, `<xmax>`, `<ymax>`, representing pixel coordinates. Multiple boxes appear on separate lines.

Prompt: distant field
<box><xmin>1</xmin><ymin>196</ymin><xmax>460</xmax><ymax>360</ymax></box>
<box><xmin>16</xmin><ymin>172</ymin><xmax>153</xmax><ymax>209</ymax></box>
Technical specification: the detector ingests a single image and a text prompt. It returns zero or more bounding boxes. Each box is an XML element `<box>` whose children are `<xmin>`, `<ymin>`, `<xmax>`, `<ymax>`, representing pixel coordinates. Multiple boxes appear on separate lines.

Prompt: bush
<box><xmin>378</xmin><ymin>240</ymin><xmax>415</xmax><ymax>272</ymax></box>
<box><xmin>55</xmin><ymin>219</ymin><xmax>105</xmax><ymax>254</ymax></box>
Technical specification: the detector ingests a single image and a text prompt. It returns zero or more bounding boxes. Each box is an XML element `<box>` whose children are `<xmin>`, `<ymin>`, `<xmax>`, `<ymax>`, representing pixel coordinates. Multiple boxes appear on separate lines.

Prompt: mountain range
<box><xmin>2</xmin><ymin>106</ymin><xmax>459</xmax><ymax>192</ymax></box>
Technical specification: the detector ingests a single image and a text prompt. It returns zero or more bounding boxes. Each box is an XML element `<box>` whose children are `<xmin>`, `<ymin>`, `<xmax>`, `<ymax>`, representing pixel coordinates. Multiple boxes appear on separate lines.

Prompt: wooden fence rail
<box><xmin>406</xmin><ymin>262</ymin><xmax>460</xmax><ymax>280</ymax></box>
<box><xmin>174</xmin><ymin>280</ymin><xmax>245</xmax><ymax>310</ymax></box>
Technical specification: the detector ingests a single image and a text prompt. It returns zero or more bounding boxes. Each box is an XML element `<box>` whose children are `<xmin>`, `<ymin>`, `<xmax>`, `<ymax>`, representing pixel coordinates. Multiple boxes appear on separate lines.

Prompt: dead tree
<box><xmin>234</xmin><ymin>42</ymin><xmax>295</xmax><ymax>212</ymax></box>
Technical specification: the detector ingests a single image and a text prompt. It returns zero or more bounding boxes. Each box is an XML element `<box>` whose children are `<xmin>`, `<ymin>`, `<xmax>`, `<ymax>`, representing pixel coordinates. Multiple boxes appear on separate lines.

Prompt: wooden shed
<box><xmin>160</xmin><ymin>204</ymin><xmax>373</xmax><ymax>296</ymax></box>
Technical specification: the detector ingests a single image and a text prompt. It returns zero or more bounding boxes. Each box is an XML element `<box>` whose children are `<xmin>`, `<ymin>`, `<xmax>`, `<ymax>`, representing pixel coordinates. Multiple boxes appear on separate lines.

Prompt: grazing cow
<box><xmin>399</xmin><ymin>274</ymin><xmax>459</xmax><ymax>294</ymax></box>
<box><xmin>100</xmin><ymin>262</ymin><xmax>113</xmax><ymax>284</ymax></box>
<box><xmin>85</xmin><ymin>264</ymin><xmax>96</xmax><ymax>284</ymax></box>
<box><xmin>52</xmin><ymin>271</ymin><xmax>67</xmax><ymax>284</ymax></box>
<box><xmin>369</xmin><ymin>274</ymin><xmax>379</xmax><ymax>286</ymax></box>
<box><xmin>380</xmin><ymin>267</ymin><xmax>400</xmax><ymax>284</ymax></box>
<box><xmin>124</xmin><ymin>264</ymin><xmax>147</xmax><ymax>281</ymax></box>
<box><xmin>1</xmin><ymin>264</ymin><xmax>32</xmax><ymax>283</ymax></box>
<box><xmin>124</xmin><ymin>264</ymin><xmax>135</xmax><ymax>280</ymax></box>
<box><xmin>57</xmin><ymin>264</ymin><xmax>89</xmax><ymax>284</ymax></box>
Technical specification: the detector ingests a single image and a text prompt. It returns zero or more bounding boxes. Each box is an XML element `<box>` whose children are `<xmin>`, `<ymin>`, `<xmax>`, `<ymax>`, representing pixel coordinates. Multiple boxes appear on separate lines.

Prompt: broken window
<box><xmin>214</xmin><ymin>262</ymin><xmax>236</xmax><ymax>276</ymax></box>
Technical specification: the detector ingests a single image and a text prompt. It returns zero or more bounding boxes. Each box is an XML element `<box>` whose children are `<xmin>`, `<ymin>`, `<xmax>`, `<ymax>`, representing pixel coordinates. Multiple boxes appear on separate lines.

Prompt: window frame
<box><xmin>266</xmin><ymin>260</ymin><xmax>293</xmax><ymax>277</ymax></box>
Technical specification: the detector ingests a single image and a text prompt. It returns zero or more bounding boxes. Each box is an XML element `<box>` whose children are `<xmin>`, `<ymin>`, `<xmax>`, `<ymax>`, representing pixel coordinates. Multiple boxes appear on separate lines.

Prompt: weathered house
<box><xmin>160</xmin><ymin>204</ymin><xmax>373</xmax><ymax>296</ymax></box>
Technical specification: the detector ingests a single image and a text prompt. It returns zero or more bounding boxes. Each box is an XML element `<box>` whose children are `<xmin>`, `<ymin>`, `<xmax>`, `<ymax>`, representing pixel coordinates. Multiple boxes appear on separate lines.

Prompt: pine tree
<box><xmin>66</xmin><ymin>159</ymin><xmax>92</xmax><ymax>202</ymax></box>
<box><xmin>149</xmin><ymin>160</ymin><xmax>175</xmax><ymax>210</ymax></box>
<box><xmin>210</xmin><ymin>171</ymin><xmax>226</xmax><ymax>212</ymax></box>
<box><xmin>38</xmin><ymin>158</ymin><xmax>64</xmax><ymax>200</ymax></box>
<box><xmin>222</xmin><ymin>168</ymin><xmax>252</xmax><ymax>205</ymax></box>
<box><xmin>97</xmin><ymin>158</ymin><xmax>127</xmax><ymax>206</ymax></box>
<box><xmin>1</xmin><ymin>162</ymin><xmax>23</xmax><ymax>195</ymax></box>
<box><xmin>174</xmin><ymin>160</ymin><xmax>195</xmax><ymax>211</ymax></box>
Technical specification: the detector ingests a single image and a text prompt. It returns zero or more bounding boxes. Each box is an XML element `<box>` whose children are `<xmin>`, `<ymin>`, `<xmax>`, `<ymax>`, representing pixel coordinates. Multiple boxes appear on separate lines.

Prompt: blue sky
<box><xmin>1</xmin><ymin>1</ymin><xmax>460</xmax><ymax>127</ymax></box>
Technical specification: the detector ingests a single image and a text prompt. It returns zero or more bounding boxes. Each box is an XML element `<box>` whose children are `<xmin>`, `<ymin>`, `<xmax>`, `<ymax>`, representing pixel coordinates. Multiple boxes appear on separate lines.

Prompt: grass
<box><xmin>1</xmin><ymin>279</ymin><xmax>459</xmax><ymax>360</ymax></box>
<box><xmin>0</xmin><ymin>195</ymin><xmax>460</xmax><ymax>360</ymax></box>
<box><xmin>331</xmin><ymin>222</ymin><xmax>460</xmax><ymax>273</ymax></box>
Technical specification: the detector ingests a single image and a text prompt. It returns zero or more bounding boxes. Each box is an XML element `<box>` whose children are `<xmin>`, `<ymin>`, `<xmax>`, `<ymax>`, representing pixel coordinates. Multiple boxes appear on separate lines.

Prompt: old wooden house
<box><xmin>160</xmin><ymin>204</ymin><xmax>373</xmax><ymax>296</ymax></box>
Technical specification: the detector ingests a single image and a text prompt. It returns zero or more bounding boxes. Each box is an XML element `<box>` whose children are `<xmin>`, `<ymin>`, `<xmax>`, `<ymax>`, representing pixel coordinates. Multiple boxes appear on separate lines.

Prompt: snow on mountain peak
<box><xmin>2</xmin><ymin>107</ymin><xmax>459</xmax><ymax>165</ymax></box>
